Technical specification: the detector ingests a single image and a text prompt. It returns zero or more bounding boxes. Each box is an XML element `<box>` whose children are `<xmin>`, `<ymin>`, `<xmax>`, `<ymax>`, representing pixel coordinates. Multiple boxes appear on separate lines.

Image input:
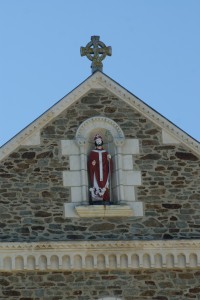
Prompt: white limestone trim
<box><xmin>1</xmin><ymin>71</ymin><xmax>199</xmax><ymax>162</ymax></box>
<box><xmin>162</xmin><ymin>129</ymin><xmax>181</xmax><ymax>144</ymax></box>
<box><xmin>70</xmin><ymin>187</ymin><xmax>83</xmax><ymax>203</ymax></box>
<box><xmin>61</xmin><ymin>140</ymin><xmax>88</xmax><ymax>203</ymax></box>
<box><xmin>121</xmin><ymin>139</ymin><xmax>140</xmax><ymax>155</ymax></box>
<box><xmin>63</xmin><ymin>203</ymin><xmax>78</xmax><ymax>218</ymax></box>
<box><xmin>21</xmin><ymin>130</ymin><xmax>41</xmax><ymax>146</ymax></box>
<box><xmin>111</xmin><ymin>171</ymin><xmax>141</xmax><ymax>187</ymax></box>
<box><xmin>123</xmin><ymin>186</ymin><xmax>137</xmax><ymax>202</ymax></box>
<box><xmin>63</xmin><ymin>171</ymin><xmax>82</xmax><ymax>187</ymax></box>
<box><xmin>75</xmin><ymin>204</ymin><xmax>134</xmax><ymax>217</ymax></box>
<box><xmin>63</xmin><ymin>202</ymin><xmax>143</xmax><ymax>218</ymax></box>
<box><xmin>1</xmin><ymin>239</ymin><xmax>200</xmax><ymax>271</ymax></box>
<box><xmin>122</xmin><ymin>155</ymin><xmax>133</xmax><ymax>170</ymax></box>
<box><xmin>61</xmin><ymin>140</ymin><xmax>80</xmax><ymax>155</ymax></box>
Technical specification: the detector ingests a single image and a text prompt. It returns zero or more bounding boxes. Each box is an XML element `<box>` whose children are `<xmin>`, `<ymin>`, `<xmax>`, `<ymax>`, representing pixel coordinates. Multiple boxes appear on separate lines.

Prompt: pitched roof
<box><xmin>0</xmin><ymin>71</ymin><xmax>199</xmax><ymax>161</ymax></box>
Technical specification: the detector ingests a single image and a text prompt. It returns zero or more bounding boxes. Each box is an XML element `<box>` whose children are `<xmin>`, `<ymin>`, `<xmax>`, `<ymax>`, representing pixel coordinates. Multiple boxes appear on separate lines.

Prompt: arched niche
<box><xmin>62</xmin><ymin>116</ymin><xmax>143</xmax><ymax>218</ymax></box>
<box><xmin>75</xmin><ymin>116</ymin><xmax>125</xmax><ymax>204</ymax></box>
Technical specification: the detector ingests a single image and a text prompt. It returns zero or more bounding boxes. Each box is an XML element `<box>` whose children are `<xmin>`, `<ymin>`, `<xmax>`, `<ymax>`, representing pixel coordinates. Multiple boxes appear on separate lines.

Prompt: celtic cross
<box><xmin>80</xmin><ymin>36</ymin><xmax>112</xmax><ymax>73</ymax></box>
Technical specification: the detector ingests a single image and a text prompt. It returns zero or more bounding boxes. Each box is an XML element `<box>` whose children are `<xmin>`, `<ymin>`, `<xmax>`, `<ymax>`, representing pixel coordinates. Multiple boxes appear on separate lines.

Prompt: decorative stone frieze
<box><xmin>1</xmin><ymin>240</ymin><xmax>200</xmax><ymax>271</ymax></box>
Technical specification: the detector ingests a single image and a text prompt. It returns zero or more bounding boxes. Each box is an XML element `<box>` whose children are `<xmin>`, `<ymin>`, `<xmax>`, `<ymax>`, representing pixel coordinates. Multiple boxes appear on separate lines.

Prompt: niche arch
<box><xmin>76</xmin><ymin>116</ymin><xmax>125</xmax><ymax>147</ymax></box>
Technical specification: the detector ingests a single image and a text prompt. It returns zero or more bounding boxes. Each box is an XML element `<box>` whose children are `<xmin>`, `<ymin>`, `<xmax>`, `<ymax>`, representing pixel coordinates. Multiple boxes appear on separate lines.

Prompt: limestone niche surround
<box><xmin>61</xmin><ymin>116</ymin><xmax>143</xmax><ymax>218</ymax></box>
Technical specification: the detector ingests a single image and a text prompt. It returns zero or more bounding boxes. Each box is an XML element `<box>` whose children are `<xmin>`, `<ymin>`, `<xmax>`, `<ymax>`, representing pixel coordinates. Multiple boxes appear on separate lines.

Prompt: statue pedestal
<box><xmin>63</xmin><ymin>202</ymin><xmax>144</xmax><ymax>218</ymax></box>
<box><xmin>75</xmin><ymin>204</ymin><xmax>134</xmax><ymax>218</ymax></box>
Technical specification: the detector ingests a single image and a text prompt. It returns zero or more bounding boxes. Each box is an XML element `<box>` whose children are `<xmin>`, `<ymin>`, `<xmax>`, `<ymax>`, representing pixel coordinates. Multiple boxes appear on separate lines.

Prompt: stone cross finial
<box><xmin>80</xmin><ymin>36</ymin><xmax>112</xmax><ymax>73</ymax></box>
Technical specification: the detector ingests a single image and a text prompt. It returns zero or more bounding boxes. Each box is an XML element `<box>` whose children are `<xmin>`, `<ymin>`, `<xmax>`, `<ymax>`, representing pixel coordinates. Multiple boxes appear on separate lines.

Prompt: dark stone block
<box><xmin>101</xmin><ymin>275</ymin><xmax>118</xmax><ymax>280</ymax></box>
<box><xmin>9</xmin><ymin>152</ymin><xmax>20</xmax><ymax>158</ymax></box>
<box><xmin>22</xmin><ymin>152</ymin><xmax>36</xmax><ymax>159</ymax></box>
<box><xmin>42</xmin><ymin>191</ymin><xmax>52</xmax><ymax>197</ymax></box>
<box><xmin>162</xmin><ymin>204</ymin><xmax>182</xmax><ymax>209</ymax></box>
<box><xmin>152</xmin><ymin>297</ymin><xmax>168</xmax><ymax>300</ymax></box>
<box><xmin>140</xmin><ymin>290</ymin><xmax>156</xmax><ymax>296</ymax></box>
<box><xmin>3</xmin><ymin>290</ymin><xmax>21</xmax><ymax>296</ymax></box>
<box><xmin>156</xmin><ymin>145</ymin><xmax>175</xmax><ymax>150</ymax></box>
<box><xmin>0</xmin><ymin>278</ymin><xmax>10</xmax><ymax>286</ymax></box>
<box><xmin>43</xmin><ymin>126</ymin><xmax>55</xmax><ymax>134</ymax></box>
<box><xmin>104</xmin><ymin>107</ymin><xmax>117</xmax><ymax>113</ymax></box>
<box><xmin>20</xmin><ymin>298</ymin><xmax>34</xmax><ymax>300</ymax></box>
<box><xmin>141</xmin><ymin>154</ymin><xmax>161</xmax><ymax>160</ymax></box>
<box><xmin>143</xmin><ymin>218</ymin><xmax>164</xmax><ymax>227</ymax></box>
<box><xmin>175</xmin><ymin>152</ymin><xmax>198</xmax><ymax>161</ymax></box>
<box><xmin>179</xmin><ymin>273</ymin><xmax>194</xmax><ymax>279</ymax></box>
<box><xmin>145</xmin><ymin>280</ymin><xmax>156</xmax><ymax>286</ymax></box>
<box><xmin>31</xmin><ymin>226</ymin><xmax>45</xmax><ymax>231</ymax></box>
<box><xmin>145</xmin><ymin>129</ymin><xmax>160</xmax><ymax>135</ymax></box>
<box><xmin>37</xmin><ymin>151</ymin><xmax>53</xmax><ymax>159</ymax></box>
<box><xmin>16</xmin><ymin>227</ymin><xmax>30</xmax><ymax>234</ymax></box>
<box><xmin>163</xmin><ymin>234</ymin><xmax>173</xmax><ymax>239</ymax></box>
<box><xmin>189</xmin><ymin>193</ymin><xmax>200</xmax><ymax>200</ymax></box>
<box><xmin>66</xmin><ymin>235</ymin><xmax>85</xmax><ymax>239</ymax></box>
<box><xmin>0</xmin><ymin>173</ymin><xmax>14</xmax><ymax>178</ymax></box>
<box><xmin>16</xmin><ymin>163</ymin><xmax>29</xmax><ymax>169</ymax></box>
<box><xmin>89</xmin><ymin>223</ymin><xmax>115</xmax><ymax>231</ymax></box>
<box><xmin>47</xmin><ymin>274</ymin><xmax>65</xmax><ymax>282</ymax></box>
<box><xmin>142</xmin><ymin>140</ymin><xmax>159</xmax><ymax>146</ymax></box>
<box><xmin>64</xmin><ymin>225</ymin><xmax>87</xmax><ymax>231</ymax></box>
<box><xmin>35</xmin><ymin>211</ymin><xmax>52</xmax><ymax>218</ymax></box>
<box><xmin>81</xmin><ymin>96</ymin><xmax>99</xmax><ymax>104</ymax></box>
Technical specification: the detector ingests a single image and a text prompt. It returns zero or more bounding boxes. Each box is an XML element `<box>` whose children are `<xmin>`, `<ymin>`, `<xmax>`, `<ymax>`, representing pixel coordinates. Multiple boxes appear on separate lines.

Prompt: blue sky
<box><xmin>0</xmin><ymin>0</ymin><xmax>200</xmax><ymax>146</ymax></box>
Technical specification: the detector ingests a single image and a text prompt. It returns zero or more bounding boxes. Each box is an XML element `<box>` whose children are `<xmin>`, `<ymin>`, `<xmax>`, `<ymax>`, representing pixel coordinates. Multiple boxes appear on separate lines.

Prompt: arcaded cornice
<box><xmin>1</xmin><ymin>239</ymin><xmax>200</xmax><ymax>271</ymax></box>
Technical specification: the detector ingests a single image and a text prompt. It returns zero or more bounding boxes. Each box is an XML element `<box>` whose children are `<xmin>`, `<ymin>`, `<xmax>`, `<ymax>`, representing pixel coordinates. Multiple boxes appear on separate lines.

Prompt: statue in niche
<box><xmin>88</xmin><ymin>134</ymin><xmax>112</xmax><ymax>204</ymax></box>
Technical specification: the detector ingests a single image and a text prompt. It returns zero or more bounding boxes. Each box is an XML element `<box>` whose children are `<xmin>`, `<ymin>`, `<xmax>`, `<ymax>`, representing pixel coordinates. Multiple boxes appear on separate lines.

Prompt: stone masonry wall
<box><xmin>1</xmin><ymin>269</ymin><xmax>200</xmax><ymax>300</ymax></box>
<box><xmin>0</xmin><ymin>90</ymin><xmax>199</xmax><ymax>242</ymax></box>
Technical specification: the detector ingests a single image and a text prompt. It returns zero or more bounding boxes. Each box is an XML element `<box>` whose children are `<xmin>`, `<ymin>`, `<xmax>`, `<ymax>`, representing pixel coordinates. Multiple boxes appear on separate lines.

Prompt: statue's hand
<box><xmin>107</xmin><ymin>154</ymin><xmax>111</xmax><ymax>160</ymax></box>
<box><xmin>92</xmin><ymin>160</ymin><xmax>96</xmax><ymax>166</ymax></box>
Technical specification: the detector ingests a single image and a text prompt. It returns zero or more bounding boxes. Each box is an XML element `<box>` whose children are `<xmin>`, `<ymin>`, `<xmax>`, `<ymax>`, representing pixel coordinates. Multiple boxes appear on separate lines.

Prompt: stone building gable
<box><xmin>1</xmin><ymin>72</ymin><xmax>199</xmax><ymax>163</ymax></box>
<box><xmin>0</xmin><ymin>70</ymin><xmax>200</xmax><ymax>300</ymax></box>
<box><xmin>0</xmin><ymin>87</ymin><xmax>199</xmax><ymax>242</ymax></box>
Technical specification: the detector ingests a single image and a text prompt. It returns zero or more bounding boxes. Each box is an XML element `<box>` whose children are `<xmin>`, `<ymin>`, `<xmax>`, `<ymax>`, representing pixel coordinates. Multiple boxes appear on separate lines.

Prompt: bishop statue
<box><xmin>88</xmin><ymin>134</ymin><xmax>112</xmax><ymax>203</ymax></box>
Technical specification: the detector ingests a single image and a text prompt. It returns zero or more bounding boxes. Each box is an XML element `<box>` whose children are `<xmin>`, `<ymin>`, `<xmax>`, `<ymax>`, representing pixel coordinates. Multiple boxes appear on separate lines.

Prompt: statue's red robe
<box><xmin>88</xmin><ymin>149</ymin><xmax>112</xmax><ymax>201</ymax></box>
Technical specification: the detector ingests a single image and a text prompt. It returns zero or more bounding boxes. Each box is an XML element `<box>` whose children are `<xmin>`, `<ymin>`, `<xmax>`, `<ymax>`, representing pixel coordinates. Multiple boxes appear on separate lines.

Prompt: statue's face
<box><xmin>95</xmin><ymin>138</ymin><xmax>103</xmax><ymax>146</ymax></box>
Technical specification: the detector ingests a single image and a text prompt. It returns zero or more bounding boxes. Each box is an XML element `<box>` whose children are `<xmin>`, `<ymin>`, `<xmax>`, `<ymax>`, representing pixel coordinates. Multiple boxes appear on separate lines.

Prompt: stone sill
<box><xmin>75</xmin><ymin>204</ymin><xmax>134</xmax><ymax>217</ymax></box>
<box><xmin>63</xmin><ymin>201</ymin><xmax>144</xmax><ymax>218</ymax></box>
